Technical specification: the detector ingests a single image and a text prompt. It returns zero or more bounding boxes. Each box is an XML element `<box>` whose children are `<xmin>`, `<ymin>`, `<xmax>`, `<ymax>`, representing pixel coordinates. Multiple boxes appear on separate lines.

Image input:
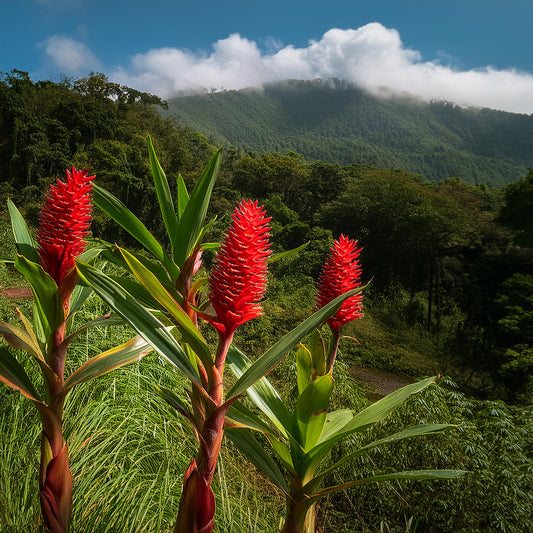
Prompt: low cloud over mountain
<box><xmin>46</xmin><ymin>23</ymin><xmax>533</xmax><ymax>113</ymax></box>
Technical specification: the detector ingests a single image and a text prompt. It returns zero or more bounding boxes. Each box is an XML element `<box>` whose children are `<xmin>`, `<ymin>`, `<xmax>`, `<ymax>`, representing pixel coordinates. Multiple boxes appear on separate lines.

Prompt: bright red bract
<box><xmin>316</xmin><ymin>234</ymin><xmax>363</xmax><ymax>332</ymax></box>
<box><xmin>37</xmin><ymin>167</ymin><xmax>95</xmax><ymax>288</ymax></box>
<box><xmin>207</xmin><ymin>200</ymin><xmax>271</xmax><ymax>336</ymax></box>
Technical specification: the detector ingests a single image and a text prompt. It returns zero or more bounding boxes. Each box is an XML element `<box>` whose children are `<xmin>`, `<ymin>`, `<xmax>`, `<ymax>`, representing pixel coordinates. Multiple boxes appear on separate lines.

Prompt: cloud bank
<box><xmin>51</xmin><ymin>23</ymin><xmax>533</xmax><ymax>113</ymax></box>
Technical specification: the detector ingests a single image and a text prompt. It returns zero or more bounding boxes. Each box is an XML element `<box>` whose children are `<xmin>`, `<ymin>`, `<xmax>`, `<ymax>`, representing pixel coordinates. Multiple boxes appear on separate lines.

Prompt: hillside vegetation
<box><xmin>0</xmin><ymin>71</ymin><xmax>532</xmax><ymax>532</ymax></box>
<box><xmin>166</xmin><ymin>79</ymin><xmax>533</xmax><ymax>186</ymax></box>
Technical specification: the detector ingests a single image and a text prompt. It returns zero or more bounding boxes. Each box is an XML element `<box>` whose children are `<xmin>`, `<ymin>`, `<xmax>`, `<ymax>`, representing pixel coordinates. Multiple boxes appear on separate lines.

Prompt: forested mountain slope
<box><xmin>166</xmin><ymin>79</ymin><xmax>533</xmax><ymax>186</ymax></box>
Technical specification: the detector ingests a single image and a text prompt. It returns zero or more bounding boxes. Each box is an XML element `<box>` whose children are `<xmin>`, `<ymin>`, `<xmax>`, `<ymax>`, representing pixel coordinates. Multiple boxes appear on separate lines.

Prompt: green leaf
<box><xmin>300</xmin><ymin>376</ymin><xmax>438</xmax><ymax>478</ymax></box>
<box><xmin>269</xmin><ymin>435</ymin><xmax>295</xmax><ymax>473</ymax></box>
<box><xmin>155</xmin><ymin>385</ymin><xmax>191</xmax><ymax>415</ymax></box>
<box><xmin>296</xmin><ymin>344</ymin><xmax>314</xmax><ymax>395</ymax></box>
<box><xmin>309</xmin><ymin>329</ymin><xmax>327</xmax><ymax>376</ymax></box>
<box><xmin>109</xmin><ymin>247</ymin><xmax>174</xmax><ymax>288</ymax></box>
<box><xmin>227</xmin><ymin>287</ymin><xmax>362</xmax><ymax>399</ymax></box>
<box><xmin>226</xmin><ymin>401</ymin><xmax>279</xmax><ymax>436</ymax></box>
<box><xmin>294</xmin><ymin>373</ymin><xmax>334</xmax><ymax>452</ymax></box>
<box><xmin>226</xmin><ymin>428</ymin><xmax>289</xmax><ymax>493</ymax></box>
<box><xmin>7</xmin><ymin>199</ymin><xmax>39</xmax><ymax>263</ymax></box>
<box><xmin>226</xmin><ymin>345</ymin><xmax>293</xmax><ymax>437</ymax></box>
<box><xmin>0</xmin><ymin>346</ymin><xmax>42</xmax><ymax>402</ymax></box>
<box><xmin>307</xmin><ymin>424</ymin><xmax>456</xmax><ymax>493</ymax></box>
<box><xmin>76</xmin><ymin>259</ymin><xmax>201</xmax><ymax>385</ymax></box>
<box><xmin>67</xmin><ymin>283</ymin><xmax>93</xmax><ymax>321</ymax></box>
<box><xmin>78</xmin><ymin>245</ymin><xmax>107</xmax><ymax>264</ymax></box>
<box><xmin>64</xmin><ymin>314</ymin><xmax>126</xmax><ymax>345</ymax></box>
<box><xmin>63</xmin><ymin>336</ymin><xmax>152</xmax><ymax>395</ymax></box>
<box><xmin>268</xmin><ymin>241</ymin><xmax>309</xmax><ymax>264</ymax></box>
<box><xmin>176</xmin><ymin>173</ymin><xmax>189</xmax><ymax>219</ymax></box>
<box><xmin>92</xmin><ymin>184</ymin><xmax>179</xmax><ymax>280</ymax></box>
<box><xmin>67</xmin><ymin>246</ymin><xmax>106</xmax><ymax>320</ymax></box>
<box><xmin>319</xmin><ymin>409</ymin><xmax>354</xmax><ymax>443</ymax></box>
<box><xmin>154</xmin><ymin>385</ymin><xmax>202</xmax><ymax>433</ymax></box>
<box><xmin>109</xmin><ymin>275</ymin><xmax>161</xmax><ymax>310</ymax></box>
<box><xmin>14</xmin><ymin>255</ymin><xmax>63</xmax><ymax>344</ymax></box>
<box><xmin>344</xmin><ymin>376</ymin><xmax>438</xmax><ymax>433</ymax></box>
<box><xmin>308</xmin><ymin>469</ymin><xmax>467</xmax><ymax>503</ymax></box>
<box><xmin>201</xmin><ymin>242</ymin><xmax>220</xmax><ymax>251</ymax></box>
<box><xmin>0</xmin><ymin>321</ymin><xmax>44</xmax><ymax>362</ymax></box>
<box><xmin>14</xmin><ymin>307</ymin><xmax>40</xmax><ymax>349</ymax></box>
<box><xmin>9</xmin><ymin>309</ymin><xmax>60</xmax><ymax>387</ymax></box>
<box><xmin>173</xmin><ymin>148</ymin><xmax>222</xmax><ymax>267</ymax></box>
<box><xmin>120</xmin><ymin>248</ymin><xmax>213</xmax><ymax>369</ymax></box>
<box><xmin>147</xmin><ymin>136</ymin><xmax>180</xmax><ymax>253</ymax></box>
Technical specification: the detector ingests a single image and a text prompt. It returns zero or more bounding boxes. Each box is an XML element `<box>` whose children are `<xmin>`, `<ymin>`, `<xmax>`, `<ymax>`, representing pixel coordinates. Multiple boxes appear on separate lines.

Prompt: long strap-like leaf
<box><xmin>76</xmin><ymin>259</ymin><xmax>201</xmax><ymax>385</ymax></box>
<box><xmin>120</xmin><ymin>248</ymin><xmax>213</xmax><ymax>370</ymax></box>
<box><xmin>7</xmin><ymin>199</ymin><xmax>40</xmax><ymax>263</ymax></box>
<box><xmin>147</xmin><ymin>136</ymin><xmax>179</xmax><ymax>253</ymax></box>
<box><xmin>0</xmin><ymin>346</ymin><xmax>42</xmax><ymax>402</ymax></box>
<box><xmin>173</xmin><ymin>148</ymin><xmax>222</xmax><ymax>267</ymax></box>
<box><xmin>298</xmin><ymin>376</ymin><xmax>439</xmax><ymax>478</ymax></box>
<box><xmin>227</xmin><ymin>287</ymin><xmax>363</xmax><ymax>399</ymax></box>
<box><xmin>62</xmin><ymin>335</ymin><xmax>152</xmax><ymax>395</ymax></box>
<box><xmin>92</xmin><ymin>184</ymin><xmax>180</xmax><ymax>280</ymax></box>
<box><xmin>304</xmin><ymin>423</ymin><xmax>456</xmax><ymax>494</ymax></box>
<box><xmin>14</xmin><ymin>255</ymin><xmax>63</xmax><ymax>346</ymax></box>
<box><xmin>225</xmin><ymin>427</ymin><xmax>289</xmax><ymax>493</ymax></box>
<box><xmin>307</xmin><ymin>469</ymin><xmax>467</xmax><ymax>504</ymax></box>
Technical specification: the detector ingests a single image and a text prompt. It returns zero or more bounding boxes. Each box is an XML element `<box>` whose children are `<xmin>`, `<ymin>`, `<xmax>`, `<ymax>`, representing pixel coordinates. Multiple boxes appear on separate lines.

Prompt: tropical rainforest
<box><xmin>0</xmin><ymin>70</ymin><xmax>532</xmax><ymax>532</ymax></box>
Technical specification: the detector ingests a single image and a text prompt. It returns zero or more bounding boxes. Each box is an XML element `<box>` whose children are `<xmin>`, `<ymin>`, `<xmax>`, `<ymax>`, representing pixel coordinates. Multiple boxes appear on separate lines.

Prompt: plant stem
<box><xmin>326</xmin><ymin>328</ymin><xmax>341</xmax><ymax>373</ymax></box>
<box><xmin>174</xmin><ymin>331</ymin><xmax>234</xmax><ymax>533</ymax></box>
<box><xmin>281</xmin><ymin>496</ymin><xmax>316</xmax><ymax>533</ymax></box>
<box><xmin>39</xmin><ymin>325</ymin><xmax>72</xmax><ymax>533</ymax></box>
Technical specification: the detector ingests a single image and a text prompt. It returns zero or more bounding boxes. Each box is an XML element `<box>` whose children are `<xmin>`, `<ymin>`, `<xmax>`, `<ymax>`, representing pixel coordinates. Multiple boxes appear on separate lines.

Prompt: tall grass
<box><xmin>0</xmin><ymin>287</ymin><xmax>283</xmax><ymax>532</ymax></box>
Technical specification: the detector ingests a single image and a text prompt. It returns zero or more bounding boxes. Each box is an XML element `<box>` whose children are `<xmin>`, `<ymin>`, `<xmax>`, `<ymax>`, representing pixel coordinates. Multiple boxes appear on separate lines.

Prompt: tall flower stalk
<box><xmin>316</xmin><ymin>234</ymin><xmax>364</xmax><ymax>371</ymax></box>
<box><xmin>1</xmin><ymin>168</ymin><xmax>152</xmax><ymax>532</ymax></box>
<box><xmin>174</xmin><ymin>200</ymin><xmax>271</xmax><ymax>532</ymax></box>
<box><xmin>36</xmin><ymin>168</ymin><xmax>94</xmax><ymax>532</ymax></box>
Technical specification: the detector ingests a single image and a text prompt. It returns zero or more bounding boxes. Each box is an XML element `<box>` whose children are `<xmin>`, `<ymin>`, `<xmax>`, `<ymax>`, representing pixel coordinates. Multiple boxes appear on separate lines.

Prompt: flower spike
<box><xmin>206</xmin><ymin>200</ymin><xmax>271</xmax><ymax>337</ymax></box>
<box><xmin>316</xmin><ymin>234</ymin><xmax>363</xmax><ymax>333</ymax></box>
<box><xmin>37</xmin><ymin>167</ymin><xmax>95</xmax><ymax>292</ymax></box>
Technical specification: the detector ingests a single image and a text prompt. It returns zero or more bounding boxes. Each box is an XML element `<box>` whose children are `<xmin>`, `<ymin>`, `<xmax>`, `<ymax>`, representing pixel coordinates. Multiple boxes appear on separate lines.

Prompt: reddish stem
<box><xmin>174</xmin><ymin>330</ymin><xmax>234</xmax><ymax>533</ymax></box>
<box><xmin>38</xmin><ymin>325</ymin><xmax>73</xmax><ymax>533</ymax></box>
<box><xmin>326</xmin><ymin>328</ymin><xmax>341</xmax><ymax>374</ymax></box>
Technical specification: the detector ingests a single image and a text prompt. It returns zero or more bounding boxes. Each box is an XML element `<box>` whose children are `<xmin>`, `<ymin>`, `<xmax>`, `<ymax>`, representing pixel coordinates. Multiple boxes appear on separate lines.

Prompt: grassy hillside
<box><xmin>166</xmin><ymin>79</ymin><xmax>533</xmax><ymax>186</ymax></box>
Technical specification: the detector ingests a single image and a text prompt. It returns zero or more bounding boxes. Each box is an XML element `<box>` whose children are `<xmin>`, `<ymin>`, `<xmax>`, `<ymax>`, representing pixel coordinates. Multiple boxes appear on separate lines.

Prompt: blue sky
<box><xmin>1</xmin><ymin>0</ymin><xmax>533</xmax><ymax>113</ymax></box>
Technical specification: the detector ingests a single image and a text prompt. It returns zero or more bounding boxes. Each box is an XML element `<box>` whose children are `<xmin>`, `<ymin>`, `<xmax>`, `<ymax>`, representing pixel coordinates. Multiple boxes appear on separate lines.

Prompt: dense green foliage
<box><xmin>0</xmin><ymin>70</ymin><xmax>215</xmax><ymax>237</ymax></box>
<box><xmin>1</xmin><ymin>71</ymin><xmax>532</xmax><ymax>532</ymax></box>
<box><xmin>166</xmin><ymin>79</ymin><xmax>533</xmax><ymax>186</ymax></box>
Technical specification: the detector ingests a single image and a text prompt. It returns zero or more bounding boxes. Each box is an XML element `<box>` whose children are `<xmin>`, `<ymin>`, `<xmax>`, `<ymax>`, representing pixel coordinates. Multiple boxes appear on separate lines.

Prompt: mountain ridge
<box><xmin>164</xmin><ymin>79</ymin><xmax>533</xmax><ymax>186</ymax></box>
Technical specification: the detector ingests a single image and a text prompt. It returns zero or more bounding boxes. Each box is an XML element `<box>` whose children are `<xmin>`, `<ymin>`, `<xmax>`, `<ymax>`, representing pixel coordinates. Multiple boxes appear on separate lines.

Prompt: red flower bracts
<box><xmin>316</xmin><ymin>235</ymin><xmax>363</xmax><ymax>333</ymax></box>
<box><xmin>207</xmin><ymin>200</ymin><xmax>271</xmax><ymax>336</ymax></box>
<box><xmin>37</xmin><ymin>167</ymin><xmax>95</xmax><ymax>290</ymax></box>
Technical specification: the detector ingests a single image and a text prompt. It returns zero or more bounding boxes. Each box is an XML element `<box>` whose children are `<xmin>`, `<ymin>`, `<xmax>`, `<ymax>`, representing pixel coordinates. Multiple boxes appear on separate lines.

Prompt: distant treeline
<box><xmin>165</xmin><ymin>78</ymin><xmax>533</xmax><ymax>187</ymax></box>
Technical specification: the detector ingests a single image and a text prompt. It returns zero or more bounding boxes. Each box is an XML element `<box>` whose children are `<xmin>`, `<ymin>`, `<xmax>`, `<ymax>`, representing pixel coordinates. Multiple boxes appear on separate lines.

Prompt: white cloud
<box><xmin>43</xmin><ymin>35</ymin><xmax>100</xmax><ymax>72</ymax></box>
<box><xmin>111</xmin><ymin>23</ymin><xmax>533</xmax><ymax>113</ymax></box>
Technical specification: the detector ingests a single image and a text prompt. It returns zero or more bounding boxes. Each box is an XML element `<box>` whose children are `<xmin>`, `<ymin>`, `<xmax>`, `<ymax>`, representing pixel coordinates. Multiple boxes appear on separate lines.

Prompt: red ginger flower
<box><xmin>207</xmin><ymin>200</ymin><xmax>271</xmax><ymax>336</ymax></box>
<box><xmin>37</xmin><ymin>167</ymin><xmax>95</xmax><ymax>290</ymax></box>
<box><xmin>316</xmin><ymin>234</ymin><xmax>363</xmax><ymax>333</ymax></box>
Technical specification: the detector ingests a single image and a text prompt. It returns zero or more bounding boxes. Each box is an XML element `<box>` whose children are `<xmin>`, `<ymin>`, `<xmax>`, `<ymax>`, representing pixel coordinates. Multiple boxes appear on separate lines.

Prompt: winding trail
<box><xmin>350</xmin><ymin>367</ymin><xmax>415</xmax><ymax>400</ymax></box>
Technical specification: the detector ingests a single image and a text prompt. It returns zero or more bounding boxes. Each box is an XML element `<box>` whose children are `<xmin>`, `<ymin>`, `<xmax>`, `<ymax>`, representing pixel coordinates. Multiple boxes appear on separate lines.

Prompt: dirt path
<box><xmin>0</xmin><ymin>286</ymin><xmax>33</xmax><ymax>299</ymax></box>
<box><xmin>349</xmin><ymin>367</ymin><xmax>415</xmax><ymax>399</ymax></box>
